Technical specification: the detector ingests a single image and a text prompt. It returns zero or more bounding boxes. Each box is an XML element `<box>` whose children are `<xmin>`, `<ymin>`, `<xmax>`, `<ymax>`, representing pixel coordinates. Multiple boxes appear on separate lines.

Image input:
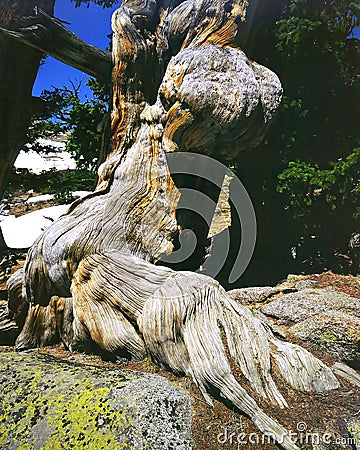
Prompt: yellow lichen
<box><xmin>316</xmin><ymin>328</ymin><xmax>337</xmax><ymax>344</ymax></box>
<box><xmin>0</xmin><ymin>353</ymin><xmax>135</xmax><ymax>449</ymax></box>
<box><xmin>347</xmin><ymin>423</ymin><xmax>360</xmax><ymax>447</ymax></box>
<box><xmin>44</xmin><ymin>384</ymin><xmax>131</xmax><ymax>450</ymax></box>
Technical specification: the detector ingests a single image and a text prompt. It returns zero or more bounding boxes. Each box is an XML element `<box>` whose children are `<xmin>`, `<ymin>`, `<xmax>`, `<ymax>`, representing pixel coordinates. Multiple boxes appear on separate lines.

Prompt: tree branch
<box><xmin>0</xmin><ymin>8</ymin><xmax>112</xmax><ymax>84</ymax></box>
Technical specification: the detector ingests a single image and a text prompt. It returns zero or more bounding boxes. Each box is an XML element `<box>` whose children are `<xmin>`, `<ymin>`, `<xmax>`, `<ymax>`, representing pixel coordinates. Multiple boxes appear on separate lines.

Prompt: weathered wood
<box><xmin>23</xmin><ymin>107</ymin><xmax>180</xmax><ymax>305</ymax></box>
<box><xmin>332</xmin><ymin>362</ymin><xmax>360</xmax><ymax>388</ymax></box>
<box><xmin>6</xmin><ymin>268</ymin><xmax>27</xmax><ymax>328</ymax></box>
<box><xmin>0</xmin><ymin>8</ymin><xmax>112</xmax><ymax>84</ymax></box>
<box><xmin>0</xmin><ymin>2</ymin><xmax>343</xmax><ymax>449</ymax></box>
<box><xmin>16</xmin><ymin>295</ymin><xmax>75</xmax><ymax>350</ymax></box>
<box><xmin>0</xmin><ymin>268</ymin><xmax>25</xmax><ymax>344</ymax></box>
<box><xmin>15</xmin><ymin>250</ymin><xmax>339</xmax><ymax>450</ymax></box>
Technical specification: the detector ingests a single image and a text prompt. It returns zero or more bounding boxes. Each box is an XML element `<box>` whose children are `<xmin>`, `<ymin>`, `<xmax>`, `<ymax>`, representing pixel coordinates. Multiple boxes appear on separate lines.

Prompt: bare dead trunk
<box><xmin>0</xmin><ymin>0</ymin><xmax>55</xmax><ymax>199</ymax></box>
<box><xmin>0</xmin><ymin>2</ymin><xmax>344</xmax><ymax>449</ymax></box>
<box><xmin>0</xmin><ymin>8</ymin><xmax>112</xmax><ymax>84</ymax></box>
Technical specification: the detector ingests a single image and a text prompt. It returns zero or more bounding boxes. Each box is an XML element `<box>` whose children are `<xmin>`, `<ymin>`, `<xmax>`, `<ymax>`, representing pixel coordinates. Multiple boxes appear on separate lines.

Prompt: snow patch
<box><xmin>72</xmin><ymin>190</ymin><xmax>92</xmax><ymax>199</ymax></box>
<box><xmin>15</xmin><ymin>150</ymin><xmax>76</xmax><ymax>174</ymax></box>
<box><xmin>26</xmin><ymin>194</ymin><xmax>55</xmax><ymax>204</ymax></box>
<box><xmin>0</xmin><ymin>205</ymin><xmax>68</xmax><ymax>248</ymax></box>
<box><xmin>25</xmin><ymin>191</ymin><xmax>91</xmax><ymax>204</ymax></box>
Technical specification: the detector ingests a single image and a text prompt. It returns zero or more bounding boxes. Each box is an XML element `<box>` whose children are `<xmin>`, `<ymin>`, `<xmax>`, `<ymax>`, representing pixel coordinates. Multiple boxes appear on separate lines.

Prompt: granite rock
<box><xmin>261</xmin><ymin>288</ymin><xmax>360</xmax><ymax>323</ymax></box>
<box><xmin>0</xmin><ymin>350</ymin><xmax>193</xmax><ymax>450</ymax></box>
<box><xmin>289</xmin><ymin>313</ymin><xmax>360</xmax><ymax>367</ymax></box>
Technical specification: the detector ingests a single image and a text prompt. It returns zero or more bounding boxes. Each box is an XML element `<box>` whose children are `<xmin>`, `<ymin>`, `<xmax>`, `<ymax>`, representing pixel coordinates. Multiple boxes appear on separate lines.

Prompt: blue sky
<box><xmin>32</xmin><ymin>1</ymin><xmax>119</xmax><ymax>100</ymax></box>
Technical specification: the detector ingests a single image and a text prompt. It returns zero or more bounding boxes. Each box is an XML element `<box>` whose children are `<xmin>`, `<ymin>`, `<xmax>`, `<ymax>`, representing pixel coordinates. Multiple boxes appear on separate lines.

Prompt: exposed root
<box><xmin>19</xmin><ymin>250</ymin><xmax>336</xmax><ymax>450</ymax></box>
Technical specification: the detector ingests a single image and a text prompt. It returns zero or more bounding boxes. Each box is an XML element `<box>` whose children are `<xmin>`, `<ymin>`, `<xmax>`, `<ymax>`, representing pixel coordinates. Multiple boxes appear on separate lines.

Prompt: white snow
<box><xmin>0</xmin><ymin>205</ymin><xmax>68</xmax><ymax>248</ymax></box>
<box><xmin>26</xmin><ymin>194</ymin><xmax>55</xmax><ymax>203</ymax></box>
<box><xmin>0</xmin><ymin>136</ymin><xmax>92</xmax><ymax>249</ymax></box>
<box><xmin>14</xmin><ymin>134</ymin><xmax>76</xmax><ymax>174</ymax></box>
<box><xmin>15</xmin><ymin>150</ymin><xmax>76</xmax><ymax>174</ymax></box>
<box><xmin>25</xmin><ymin>191</ymin><xmax>91</xmax><ymax>204</ymax></box>
<box><xmin>36</xmin><ymin>137</ymin><xmax>67</xmax><ymax>149</ymax></box>
<box><xmin>72</xmin><ymin>190</ymin><xmax>92</xmax><ymax>199</ymax></box>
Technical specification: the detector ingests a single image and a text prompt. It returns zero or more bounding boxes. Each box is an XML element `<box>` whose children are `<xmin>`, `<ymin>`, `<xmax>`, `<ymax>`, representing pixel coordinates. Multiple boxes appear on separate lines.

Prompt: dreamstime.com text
<box><xmin>217</xmin><ymin>422</ymin><xmax>358</xmax><ymax>447</ymax></box>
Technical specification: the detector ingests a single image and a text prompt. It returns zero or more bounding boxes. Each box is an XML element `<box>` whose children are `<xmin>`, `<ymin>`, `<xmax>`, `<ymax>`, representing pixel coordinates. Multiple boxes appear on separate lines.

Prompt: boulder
<box><xmin>294</xmin><ymin>279</ymin><xmax>318</xmax><ymax>290</ymax></box>
<box><xmin>0</xmin><ymin>350</ymin><xmax>193</xmax><ymax>450</ymax></box>
<box><xmin>261</xmin><ymin>288</ymin><xmax>360</xmax><ymax>323</ymax></box>
<box><xmin>227</xmin><ymin>286</ymin><xmax>277</xmax><ymax>304</ymax></box>
<box><xmin>289</xmin><ymin>314</ymin><xmax>360</xmax><ymax>367</ymax></box>
<box><xmin>261</xmin><ymin>288</ymin><xmax>360</xmax><ymax>367</ymax></box>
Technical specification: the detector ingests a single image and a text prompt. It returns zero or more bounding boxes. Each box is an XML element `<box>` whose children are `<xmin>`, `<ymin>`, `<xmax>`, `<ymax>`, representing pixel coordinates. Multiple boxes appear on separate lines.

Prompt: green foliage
<box><xmin>276</xmin><ymin>17</ymin><xmax>322</xmax><ymax>58</ymax></box>
<box><xmin>41</xmin><ymin>168</ymin><xmax>97</xmax><ymax>202</ymax></box>
<box><xmin>66</xmin><ymin>78</ymin><xmax>110</xmax><ymax>170</ymax></box>
<box><xmin>278</xmin><ymin>147</ymin><xmax>360</xmax><ymax>218</ymax></box>
<box><xmin>236</xmin><ymin>0</ymin><xmax>360</xmax><ymax>279</ymax></box>
<box><xmin>28</xmin><ymin>78</ymin><xmax>110</xmax><ymax>170</ymax></box>
<box><xmin>274</xmin><ymin>0</ymin><xmax>359</xmax><ymax>218</ymax></box>
<box><xmin>65</xmin><ymin>95</ymin><xmax>106</xmax><ymax>170</ymax></box>
<box><xmin>276</xmin><ymin>0</ymin><xmax>359</xmax><ymax>86</ymax></box>
<box><xmin>6</xmin><ymin>168</ymin><xmax>96</xmax><ymax>205</ymax></box>
<box><xmin>24</xmin><ymin>86</ymin><xmax>72</xmax><ymax>153</ymax></box>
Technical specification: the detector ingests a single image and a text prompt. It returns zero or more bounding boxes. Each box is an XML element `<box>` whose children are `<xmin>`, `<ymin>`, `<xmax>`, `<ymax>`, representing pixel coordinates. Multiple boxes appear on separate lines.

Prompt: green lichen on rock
<box><xmin>0</xmin><ymin>352</ymin><xmax>132</xmax><ymax>449</ymax></box>
<box><xmin>318</xmin><ymin>329</ymin><xmax>337</xmax><ymax>344</ymax></box>
<box><xmin>45</xmin><ymin>385</ymin><xmax>131</xmax><ymax>449</ymax></box>
<box><xmin>347</xmin><ymin>421</ymin><xmax>360</xmax><ymax>448</ymax></box>
<box><xmin>289</xmin><ymin>314</ymin><xmax>360</xmax><ymax>366</ymax></box>
<box><xmin>0</xmin><ymin>350</ymin><xmax>193</xmax><ymax>450</ymax></box>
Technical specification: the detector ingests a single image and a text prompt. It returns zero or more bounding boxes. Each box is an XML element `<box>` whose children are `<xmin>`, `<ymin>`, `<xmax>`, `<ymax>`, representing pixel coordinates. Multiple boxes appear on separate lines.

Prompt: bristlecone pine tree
<box><xmin>0</xmin><ymin>2</ymin><xmax>344</xmax><ymax>448</ymax></box>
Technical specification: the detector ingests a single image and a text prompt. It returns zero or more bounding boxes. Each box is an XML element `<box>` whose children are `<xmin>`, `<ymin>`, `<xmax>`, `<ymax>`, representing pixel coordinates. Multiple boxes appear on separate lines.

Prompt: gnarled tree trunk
<box><xmin>0</xmin><ymin>2</ymin><xmax>343</xmax><ymax>449</ymax></box>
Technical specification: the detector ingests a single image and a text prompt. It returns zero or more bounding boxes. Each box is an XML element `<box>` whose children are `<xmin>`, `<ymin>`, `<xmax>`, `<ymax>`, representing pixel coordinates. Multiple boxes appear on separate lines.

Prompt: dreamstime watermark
<box><xmin>217</xmin><ymin>422</ymin><xmax>358</xmax><ymax>447</ymax></box>
<box><xmin>160</xmin><ymin>152</ymin><xmax>257</xmax><ymax>284</ymax></box>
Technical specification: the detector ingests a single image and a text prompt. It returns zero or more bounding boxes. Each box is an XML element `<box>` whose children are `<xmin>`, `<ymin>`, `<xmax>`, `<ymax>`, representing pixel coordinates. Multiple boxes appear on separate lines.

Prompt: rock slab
<box><xmin>261</xmin><ymin>288</ymin><xmax>360</xmax><ymax>367</ymax></box>
<box><xmin>0</xmin><ymin>350</ymin><xmax>193</xmax><ymax>450</ymax></box>
<box><xmin>227</xmin><ymin>286</ymin><xmax>277</xmax><ymax>304</ymax></box>
<box><xmin>260</xmin><ymin>288</ymin><xmax>360</xmax><ymax>323</ymax></box>
<box><xmin>290</xmin><ymin>313</ymin><xmax>360</xmax><ymax>366</ymax></box>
